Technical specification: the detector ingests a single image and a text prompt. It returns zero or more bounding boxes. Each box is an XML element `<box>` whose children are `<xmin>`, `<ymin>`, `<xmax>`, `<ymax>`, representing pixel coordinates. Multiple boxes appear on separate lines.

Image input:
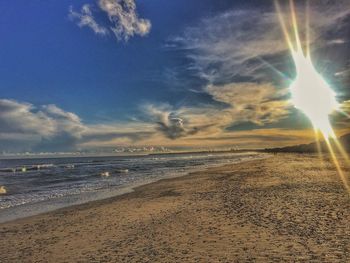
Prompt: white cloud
<box><xmin>42</xmin><ymin>104</ymin><xmax>86</xmax><ymax>138</ymax></box>
<box><xmin>98</xmin><ymin>0</ymin><xmax>151</xmax><ymax>41</ymax></box>
<box><xmin>0</xmin><ymin>96</ymin><xmax>347</xmax><ymax>153</ymax></box>
<box><xmin>70</xmin><ymin>0</ymin><xmax>151</xmax><ymax>42</ymax></box>
<box><xmin>170</xmin><ymin>2</ymin><xmax>350</xmax><ymax>84</ymax></box>
<box><xmin>0</xmin><ymin>99</ymin><xmax>86</xmax><ymax>152</ymax></box>
<box><xmin>328</xmin><ymin>39</ymin><xmax>346</xmax><ymax>45</ymax></box>
<box><xmin>205</xmin><ymin>83</ymin><xmax>291</xmax><ymax>126</ymax></box>
<box><xmin>0</xmin><ymin>99</ymin><xmax>156</xmax><ymax>152</ymax></box>
<box><xmin>0</xmin><ymin>99</ymin><xmax>56</xmax><ymax>136</ymax></box>
<box><xmin>142</xmin><ymin>82</ymin><xmax>291</xmax><ymax>141</ymax></box>
<box><xmin>161</xmin><ymin>1</ymin><xmax>350</xmax><ymax>138</ymax></box>
<box><xmin>69</xmin><ymin>4</ymin><xmax>108</xmax><ymax>35</ymax></box>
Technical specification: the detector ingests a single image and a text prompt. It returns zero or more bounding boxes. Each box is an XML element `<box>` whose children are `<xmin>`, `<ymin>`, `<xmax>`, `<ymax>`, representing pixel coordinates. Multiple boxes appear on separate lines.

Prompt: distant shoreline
<box><xmin>0</xmin><ymin>149</ymin><xmax>256</xmax><ymax>160</ymax></box>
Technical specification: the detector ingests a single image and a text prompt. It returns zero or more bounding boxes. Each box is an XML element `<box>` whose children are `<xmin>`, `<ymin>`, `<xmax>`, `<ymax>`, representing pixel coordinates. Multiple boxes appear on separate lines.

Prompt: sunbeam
<box><xmin>275</xmin><ymin>0</ymin><xmax>350</xmax><ymax>192</ymax></box>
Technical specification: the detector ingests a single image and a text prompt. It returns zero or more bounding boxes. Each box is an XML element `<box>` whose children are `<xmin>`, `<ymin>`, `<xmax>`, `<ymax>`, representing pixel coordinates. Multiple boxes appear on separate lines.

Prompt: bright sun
<box><xmin>289</xmin><ymin>49</ymin><xmax>339</xmax><ymax>138</ymax></box>
<box><xmin>275</xmin><ymin>0</ymin><xmax>350</xmax><ymax>192</ymax></box>
<box><xmin>275</xmin><ymin>0</ymin><xmax>340</xmax><ymax>139</ymax></box>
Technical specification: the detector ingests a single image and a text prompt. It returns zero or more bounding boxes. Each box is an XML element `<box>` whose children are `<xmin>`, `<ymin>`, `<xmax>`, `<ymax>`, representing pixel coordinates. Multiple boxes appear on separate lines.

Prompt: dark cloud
<box><xmin>156</xmin><ymin>117</ymin><xmax>186</xmax><ymax>139</ymax></box>
<box><xmin>155</xmin><ymin>116</ymin><xmax>211</xmax><ymax>140</ymax></box>
<box><xmin>143</xmin><ymin>104</ymin><xmax>213</xmax><ymax>140</ymax></box>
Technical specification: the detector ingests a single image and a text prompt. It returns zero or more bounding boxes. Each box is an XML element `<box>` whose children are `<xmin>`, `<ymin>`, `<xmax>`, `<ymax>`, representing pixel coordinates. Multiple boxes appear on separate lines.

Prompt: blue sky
<box><xmin>0</xmin><ymin>0</ymin><xmax>349</xmax><ymax>154</ymax></box>
<box><xmin>0</xmin><ymin>0</ymin><xmax>231</xmax><ymax>120</ymax></box>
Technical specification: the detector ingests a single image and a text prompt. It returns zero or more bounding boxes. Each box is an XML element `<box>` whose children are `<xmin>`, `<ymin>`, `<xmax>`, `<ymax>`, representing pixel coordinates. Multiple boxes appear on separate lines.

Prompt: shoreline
<box><xmin>0</xmin><ymin>152</ymin><xmax>268</xmax><ymax>224</ymax></box>
<box><xmin>1</xmin><ymin>153</ymin><xmax>349</xmax><ymax>262</ymax></box>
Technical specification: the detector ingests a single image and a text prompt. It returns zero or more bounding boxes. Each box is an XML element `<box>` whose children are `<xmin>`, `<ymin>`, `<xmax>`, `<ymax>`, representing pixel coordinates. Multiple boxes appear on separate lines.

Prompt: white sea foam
<box><xmin>100</xmin><ymin>171</ymin><xmax>110</xmax><ymax>177</ymax></box>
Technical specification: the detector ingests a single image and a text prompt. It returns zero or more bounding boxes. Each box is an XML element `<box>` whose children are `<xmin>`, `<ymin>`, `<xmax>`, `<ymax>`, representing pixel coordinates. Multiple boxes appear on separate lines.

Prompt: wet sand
<box><xmin>1</xmin><ymin>153</ymin><xmax>350</xmax><ymax>262</ymax></box>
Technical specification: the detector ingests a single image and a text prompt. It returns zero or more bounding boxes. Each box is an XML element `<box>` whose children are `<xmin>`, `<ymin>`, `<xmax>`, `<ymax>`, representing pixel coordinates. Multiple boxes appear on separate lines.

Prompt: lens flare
<box><xmin>289</xmin><ymin>50</ymin><xmax>339</xmax><ymax>138</ymax></box>
<box><xmin>275</xmin><ymin>0</ymin><xmax>350</xmax><ymax>192</ymax></box>
<box><xmin>275</xmin><ymin>0</ymin><xmax>339</xmax><ymax>139</ymax></box>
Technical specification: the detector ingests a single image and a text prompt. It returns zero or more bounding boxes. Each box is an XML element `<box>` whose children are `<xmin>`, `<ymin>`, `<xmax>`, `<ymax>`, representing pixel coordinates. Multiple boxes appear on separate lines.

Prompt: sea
<box><xmin>0</xmin><ymin>152</ymin><xmax>265</xmax><ymax>222</ymax></box>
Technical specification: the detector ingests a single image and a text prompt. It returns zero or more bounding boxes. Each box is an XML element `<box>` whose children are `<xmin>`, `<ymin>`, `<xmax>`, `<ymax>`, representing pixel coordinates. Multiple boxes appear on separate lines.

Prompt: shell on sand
<box><xmin>0</xmin><ymin>186</ymin><xmax>6</xmax><ymax>194</ymax></box>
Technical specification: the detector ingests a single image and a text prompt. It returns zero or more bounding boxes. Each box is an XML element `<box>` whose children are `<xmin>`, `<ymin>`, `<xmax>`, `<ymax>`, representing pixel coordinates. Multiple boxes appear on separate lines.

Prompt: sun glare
<box><xmin>275</xmin><ymin>0</ymin><xmax>339</xmax><ymax>140</ymax></box>
<box><xmin>289</xmin><ymin>49</ymin><xmax>339</xmax><ymax>138</ymax></box>
<box><xmin>275</xmin><ymin>0</ymin><xmax>350</xmax><ymax>192</ymax></box>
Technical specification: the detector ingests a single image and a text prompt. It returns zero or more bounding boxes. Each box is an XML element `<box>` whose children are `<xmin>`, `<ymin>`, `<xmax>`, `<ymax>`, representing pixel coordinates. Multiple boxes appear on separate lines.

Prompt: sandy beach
<box><xmin>1</xmin><ymin>153</ymin><xmax>350</xmax><ymax>262</ymax></box>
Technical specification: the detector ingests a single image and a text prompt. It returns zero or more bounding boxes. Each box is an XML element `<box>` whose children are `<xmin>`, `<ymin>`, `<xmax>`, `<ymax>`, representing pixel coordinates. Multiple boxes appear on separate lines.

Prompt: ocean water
<box><xmin>0</xmin><ymin>152</ymin><xmax>264</xmax><ymax>222</ymax></box>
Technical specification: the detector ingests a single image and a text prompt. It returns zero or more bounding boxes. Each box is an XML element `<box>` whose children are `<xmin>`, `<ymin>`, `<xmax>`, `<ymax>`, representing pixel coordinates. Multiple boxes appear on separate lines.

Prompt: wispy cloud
<box><xmin>69</xmin><ymin>4</ymin><xmax>108</xmax><ymax>35</ymax></box>
<box><xmin>206</xmin><ymin>82</ymin><xmax>290</xmax><ymax>126</ymax></box>
<box><xmin>0</xmin><ymin>96</ymin><xmax>288</xmax><ymax>152</ymax></box>
<box><xmin>70</xmin><ymin>0</ymin><xmax>151</xmax><ymax>42</ymax></box>
<box><xmin>327</xmin><ymin>39</ymin><xmax>346</xmax><ymax>45</ymax></box>
<box><xmin>160</xmin><ymin>1</ymin><xmax>350</xmax><ymax>142</ymax></box>
<box><xmin>98</xmin><ymin>0</ymin><xmax>151</xmax><ymax>41</ymax></box>
<box><xmin>1</xmin><ymin>97</ymin><xmax>349</xmax><ymax>153</ymax></box>
<box><xmin>141</xmin><ymin>82</ymin><xmax>291</xmax><ymax>142</ymax></box>
<box><xmin>169</xmin><ymin>1</ymin><xmax>350</xmax><ymax>86</ymax></box>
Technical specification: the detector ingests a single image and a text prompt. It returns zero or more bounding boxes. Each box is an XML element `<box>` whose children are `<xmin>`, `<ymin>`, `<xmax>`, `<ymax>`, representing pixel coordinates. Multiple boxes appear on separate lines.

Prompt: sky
<box><xmin>0</xmin><ymin>0</ymin><xmax>349</xmax><ymax>154</ymax></box>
